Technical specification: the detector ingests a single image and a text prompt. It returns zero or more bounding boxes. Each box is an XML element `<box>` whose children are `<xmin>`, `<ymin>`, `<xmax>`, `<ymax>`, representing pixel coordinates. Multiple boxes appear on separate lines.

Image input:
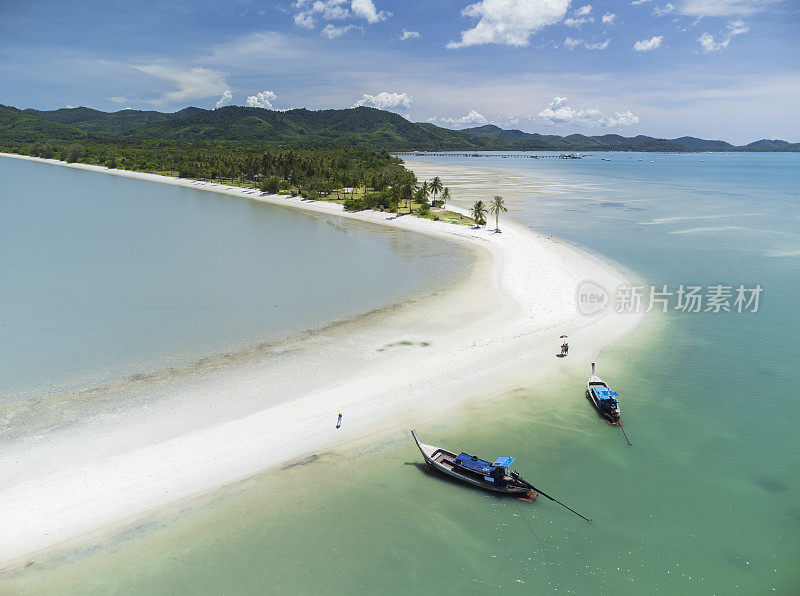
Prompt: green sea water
<box><xmin>3</xmin><ymin>153</ymin><xmax>798</xmax><ymax>594</ymax></box>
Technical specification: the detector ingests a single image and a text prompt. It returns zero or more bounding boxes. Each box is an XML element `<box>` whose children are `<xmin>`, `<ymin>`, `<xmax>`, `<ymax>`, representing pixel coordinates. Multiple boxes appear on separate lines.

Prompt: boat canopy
<box><xmin>592</xmin><ymin>386</ymin><xmax>620</xmax><ymax>401</ymax></box>
<box><xmin>492</xmin><ymin>456</ymin><xmax>516</xmax><ymax>468</ymax></box>
<box><xmin>454</xmin><ymin>453</ymin><xmax>497</xmax><ymax>475</ymax></box>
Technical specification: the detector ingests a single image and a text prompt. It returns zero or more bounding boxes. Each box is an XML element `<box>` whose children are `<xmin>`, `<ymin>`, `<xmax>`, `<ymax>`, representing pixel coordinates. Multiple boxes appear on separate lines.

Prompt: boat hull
<box><xmin>412</xmin><ymin>431</ymin><xmax>535</xmax><ymax>497</ymax></box>
<box><xmin>587</xmin><ymin>372</ymin><xmax>621</xmax><ymax>425</ymax></box>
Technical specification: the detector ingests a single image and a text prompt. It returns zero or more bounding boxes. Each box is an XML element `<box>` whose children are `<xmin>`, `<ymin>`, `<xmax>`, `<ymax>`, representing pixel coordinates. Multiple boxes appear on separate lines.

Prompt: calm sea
<box><xmin>0</xmin><ymin>157</ymin><xmax>468</xmax><ymax>405</ymax></box>
<box><xmin>4</xmin><ymin>153</ymin><xmax>799</xmax><ymax>594</ymax></box>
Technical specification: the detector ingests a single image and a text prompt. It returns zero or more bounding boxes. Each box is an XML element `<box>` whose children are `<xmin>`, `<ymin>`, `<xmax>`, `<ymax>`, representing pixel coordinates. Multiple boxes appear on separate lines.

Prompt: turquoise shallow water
<box><xmin>3</xmin><ymin>153</ymin><xmax>799</xmax><ymax>593</ymax></box>
<box><xmin>0</xmin><ymin>157</ymin><xmax>467</xmax><ymax>404</ymax></box>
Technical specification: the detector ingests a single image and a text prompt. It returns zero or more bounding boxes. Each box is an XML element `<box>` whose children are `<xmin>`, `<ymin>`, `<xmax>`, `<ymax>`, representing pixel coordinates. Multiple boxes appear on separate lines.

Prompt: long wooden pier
<box><xmin>394</xmin><ymin>152</ymin><xmax>584</xmax><ymax>159</ymax></box>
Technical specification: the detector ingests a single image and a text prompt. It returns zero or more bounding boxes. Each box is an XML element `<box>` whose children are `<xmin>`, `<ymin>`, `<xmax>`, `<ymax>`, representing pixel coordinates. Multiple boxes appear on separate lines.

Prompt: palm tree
<box><xmin>441</xmin><ymin>187</ymin><xmax>451</xmax><ymax>208</ymax></box>
<box><xmin>421</xmin><ymin>180</ymin><xmax>429</xmax><ymax>198</ymax></box>
<box><xmin>488</xmin><ymin>195</ymin><xmax>507</xmax><ymax>232</ymax></box>
<box><xmin>401</xmin><ymin>181</ymin><xmax>414</xmax><ymax>212</ymax></box>
<box><xmin>429</xmin><ymin>176</ymin><xmax>443</xmax><ymax>204</ymax></box>
<box><xmin>471</xmin><ymin>200</ymin><xmax>487</xmax><ymax>227</ymax></box>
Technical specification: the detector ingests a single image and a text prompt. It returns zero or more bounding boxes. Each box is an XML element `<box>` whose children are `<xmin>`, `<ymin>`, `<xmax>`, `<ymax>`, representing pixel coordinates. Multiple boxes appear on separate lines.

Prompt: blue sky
<box><xmin>1</xmin><ymin>0</ymin><xmax>798</xmax><ymax>143</ymax></box>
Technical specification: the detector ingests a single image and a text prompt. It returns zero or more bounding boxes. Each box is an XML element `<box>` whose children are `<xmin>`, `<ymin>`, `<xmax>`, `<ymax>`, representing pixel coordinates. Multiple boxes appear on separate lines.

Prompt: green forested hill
<box><xmin>0</xmin><ymin>105</ymin><xmax>88</xmax><ymax>141</ymax></box>
<box><xmin>1</xmin><ymin>103</ymin><xmax>797</xmax><ymax>152</ymax></box>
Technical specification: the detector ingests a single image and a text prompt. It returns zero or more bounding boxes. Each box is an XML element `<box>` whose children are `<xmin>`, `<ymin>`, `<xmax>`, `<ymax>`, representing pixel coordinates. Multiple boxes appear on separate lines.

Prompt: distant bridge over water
<box><xmin>394</xmin><ymin>152</ymin><xmax>584</xmax><ymax>159</ymax></box>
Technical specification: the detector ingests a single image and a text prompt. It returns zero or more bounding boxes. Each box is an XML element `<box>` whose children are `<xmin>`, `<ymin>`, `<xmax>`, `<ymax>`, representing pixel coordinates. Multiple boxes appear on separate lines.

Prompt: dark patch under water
<box><xmin>376</xmin><ymin>340</ymin><xmax>431</xmax><ymax>352</ymax></box>
<box><xmin>280</xmin><ymin>453</ymin><xmax>321</xmax><ymax>470</ymax></box>
<box><xmin>757</xmin><ymin>476</ymin><xmax>788</xmax><ymax>493</ymax></box>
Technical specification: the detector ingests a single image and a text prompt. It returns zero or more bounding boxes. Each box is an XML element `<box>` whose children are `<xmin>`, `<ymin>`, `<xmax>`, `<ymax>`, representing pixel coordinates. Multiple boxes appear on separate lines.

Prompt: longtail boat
<box><xmin>586</xmin><ymin>362</ymin><xmax>622</xmax><ymax>425</ymax></box>
<box><xmin>411</xmin><ymin>430</ymin><xmax>536</xmax><ymax>498</ymax></box>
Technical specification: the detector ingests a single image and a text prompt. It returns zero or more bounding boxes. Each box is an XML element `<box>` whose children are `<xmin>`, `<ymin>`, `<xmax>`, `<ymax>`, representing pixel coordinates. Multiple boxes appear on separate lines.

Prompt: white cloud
<box><xmin>400</xmin><ymin>28</ymin><xmax>420</xmax><ymax>40</ymax></box>
<box><xmin>564</xmin><ymin>37</ymin><xmax>609</xmax><ymax>50</ymax></box>
<box><xmin>354</xmin><ymin>91</ymin><xmax>413</xmax><ymax>110</ymax></box>
<box><xmin>322</xmin><ymin>23</ymin><xmax>356</xmax><ymax>38</ymax></box>
<box><xmin>135</xmin><ymin>65</ymin><xmax>229</xmax><ymax>106</ymax></box>
<box><xmin>447</xmin><ymin>0</ymin><xmax>570</xmax><ymax>48</ymax></box>
<box><xmin>565</xmin><ymin>3</ymin><xmax>594</xmax><ymax>27</ymax></box>
<box><xmin>602</xmin><ymin>12</ymin><xmax>616</xmax><ymax>23</ymax></box>
<box><xmin>246</xmin><ymin>90</ymin><xmax>277</xmax><ymax>109</ymax></box>
<box><xmin>564</xmin><ymin>17</ymin><xmax>592</xmax><ymax>28</ymax></box>
<box><xmin>351</xmin><ymin>0</ymin><xmax>390</xmax><ymax>23</ymax></box>
<box><xmin>293</xmin><ymin>0</ymin><xmax>388</xmax><ymax>30</ymax></box>
<box><xmin>535</xmin><ymin>96</ymin><xmax>639</xmax><ymax>127</ymax></box>
<box><xmin>294</xmin><ymin>0</ymin><xmax>350</xmax><ymax>29</ymax></box>
<box><xmin>654</xmin><ymin>3</ymin><xmax>675</xmax><ymax>15</ymax></box>
<box><xmin>107</xmin><ymin>96</ymin><xmax>128</xmax><ymax>104</ymax></box>
<box><xmin>599</xmin><ymin>111</ymin><xmax>640</xmax><ymax>126</ymax></box>
<box><xmin>698</xmin><ymin>20</ymin><xmax>749</xmax><ymax>51</ymax></box>
<box><xmin>677</xmin><ymin>0</ymin><xmax>784</xmax><ymax>16</ymax></box>
<box><xmin>215</xmin><ymin>89</ymin><xmax>233</xmax><ymax>108</ymax></box>
<box><xmin>65</xmin><ymin>104</ymin><xmax>75</xmax><ymax>109</ymax></box>
<box><xmin>630</xmin><ymin>0</ymin><xmax>652</xmax><ymax>4</ymax></box>
<box><xmin>585</xmin><ymin>39</ymin><xmax>610</xmax><ymax>49</ymax></box>
<box><xmin>634</xmin><ymin>35</ymin><xmax>664</xmax><ymax>51</ymax></box>
<box><xmin>439</xmin><ymin>109</ymin><xmax>490</xmax><ymax>126</ymax></box>
<box><xmin>294</xmin><ymin>11</ymin><xmax>316</xmax><ymax>28</ymax></box>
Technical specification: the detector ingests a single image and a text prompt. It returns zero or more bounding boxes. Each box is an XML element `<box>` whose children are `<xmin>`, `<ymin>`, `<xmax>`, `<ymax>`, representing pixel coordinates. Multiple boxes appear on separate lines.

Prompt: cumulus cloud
<box><xmin>215</xmin><ymin>89</ymin><xmax>233</xmax><ymax>108</ymax></box>
<box><xmin>602</xmin><ymin>12</ymin><xmax>616</xmax><ymax>23</ymax></box>
<box><xmin>654</xmin><ymin>3</ymin><xmax>675</xmax><ymax>15</ymax></box>
<box><xmin>634</xmin><ymin>35</ymin><xmax>664</xmax><ymax>51</ymax></box>
<box><xmin>294</xmin><ymin>11</ymin><xmax>316</xmax><ymax>28</ymax></box>
<box><xmin>565</xmin><ymin>37</ymin><xmax>609</xmax><ymax>50</ymax></box>
<box><xmin>245</xmin><ymin>90</ymin><xmax>277</xmax><ymax>108</ymax></box>
<box><xmin>438</xmin><ymin>109</ymin><xmax>490</xmax><ymax>126</ymax></box>
<box><xmin>322</xmin><ymin>23</ymin><xmax>356</xmax><ymax>38</ymax></box>
<box><xmin>563</xmin><ymin>4</ymin><xmax>594</xmax><ymax>28</ymax></box>
<box><xmin>535</xmin><ymin>97</ymin><xmax>639</xmax><ymax>127</ymax></box>
<box><xmin>135</xmin><ymin>65</ymin><xmax>229</xmax><ymax>106</ymax></box>
<box><xmin>564</xmin><ymin>17</ymin><xmax>589</xmax><ymax>28</ymax></box>
<box><xmin>677</xmin><ymin>0</ymin><xmax>784</xmax><ymax>16</ymax></box>
<box><xmin>354</xmin><ymin>91</ymin><xmax>413</xmax><ymax>110</ymax></box>
<box><xmin>351</xmin><ymin>0</ymin><xmax>390</xmax><ymax>23</ymax></box>
<box><xmin>294</xmin><ymin>0</ymin><xmax>349</xmax><ymax>29</ymax></box>
<box><xmin>698</xmin><ymin>20</ymin><xmax>749</xmax><ymax>51</ymax></box>
<box><xmin>294</xmin><ymin>0</ymin><xmax>388</xmax><ymax>30</ymax></box>
<box><xmin>599</xmin><ymin>111</ymin><xmax>640</xmax><ymax>126</ymax></box>
<box><xmin>585</xmin><ymin>39</ymin><xmax>610</xmax><ymax>49</ymax></box>
<box><xmin>400</xmin><ymin>28</ymin><xmax>421</xmax><ymax>40</ymax></box>
<box><xmin>447</xmin><ymin>0</ymin><xmax>570</xmax><ymax>48</ymax></box>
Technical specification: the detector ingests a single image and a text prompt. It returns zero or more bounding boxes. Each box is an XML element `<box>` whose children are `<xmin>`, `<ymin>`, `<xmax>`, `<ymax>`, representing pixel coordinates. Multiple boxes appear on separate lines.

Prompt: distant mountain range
<box><xmin>1</xmin><ymin>104</ymin><xmax>797</xmax><ymax>152</ymax></box>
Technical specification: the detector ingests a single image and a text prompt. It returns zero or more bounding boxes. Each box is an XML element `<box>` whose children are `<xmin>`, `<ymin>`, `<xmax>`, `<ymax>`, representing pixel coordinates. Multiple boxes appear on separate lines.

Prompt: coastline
<box><xmin>0</xmin><ymin>152</ymin><xmax>643</xmax><ymax>568</ymax></box>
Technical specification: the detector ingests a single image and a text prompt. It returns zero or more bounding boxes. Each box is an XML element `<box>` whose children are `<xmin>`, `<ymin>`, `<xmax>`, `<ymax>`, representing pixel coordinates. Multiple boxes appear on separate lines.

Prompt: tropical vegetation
<box><xmin>489</xmin><ymin>195</ymin><xmax>508</xmax><ymax>232</ymax></box>
<box><xmin>471</xmin><ymin>201</ymin><xmax>487</xmax><ymax>227</ymax></box>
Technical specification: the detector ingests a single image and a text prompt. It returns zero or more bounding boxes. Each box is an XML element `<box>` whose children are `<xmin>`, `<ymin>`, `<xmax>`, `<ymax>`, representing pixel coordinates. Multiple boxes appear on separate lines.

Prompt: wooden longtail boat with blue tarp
<box><xmin>411</xmin><ymin>430</ymin><xmax>594</xmax><ymax>521</ymax></box>
<box><xmin>411</xmin><ymin>430</ymin><xmax>536</xmax><ymax>498</ymax></box>
<box><xmin>587</xmin><ymin>362</ymin><xmax>622</xmax><ymax>425</ymax></box>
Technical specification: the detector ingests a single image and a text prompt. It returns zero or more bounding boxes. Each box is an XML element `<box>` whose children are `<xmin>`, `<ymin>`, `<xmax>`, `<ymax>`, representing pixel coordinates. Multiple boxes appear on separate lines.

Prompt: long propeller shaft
<box><xmin>518</xmin><ymin>478</ymin><xmax>592</xmax><ymax>523</ymax></box>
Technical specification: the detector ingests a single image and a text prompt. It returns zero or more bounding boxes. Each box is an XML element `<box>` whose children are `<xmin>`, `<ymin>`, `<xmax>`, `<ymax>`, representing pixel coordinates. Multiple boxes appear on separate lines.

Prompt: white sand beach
<box><xmin>0</xmin><ymin>153</ymin><xmax>642</xmax><ymax>567</ymax></box>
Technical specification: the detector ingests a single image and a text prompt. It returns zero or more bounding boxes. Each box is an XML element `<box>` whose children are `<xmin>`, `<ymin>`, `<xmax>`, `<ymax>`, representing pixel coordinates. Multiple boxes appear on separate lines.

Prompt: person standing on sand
<box><xmin>336</xmin><ymin>412</ymin><xmax>343</xmax><ymax>429</ymax></box>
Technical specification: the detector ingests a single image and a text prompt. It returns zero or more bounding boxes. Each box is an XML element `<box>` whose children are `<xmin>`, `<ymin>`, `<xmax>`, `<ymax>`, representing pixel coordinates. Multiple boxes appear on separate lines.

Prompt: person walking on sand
<box><xmin>336</xmin><ymin>412</ymin><xmax>343</xmax><ymax>429</ymax></box>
